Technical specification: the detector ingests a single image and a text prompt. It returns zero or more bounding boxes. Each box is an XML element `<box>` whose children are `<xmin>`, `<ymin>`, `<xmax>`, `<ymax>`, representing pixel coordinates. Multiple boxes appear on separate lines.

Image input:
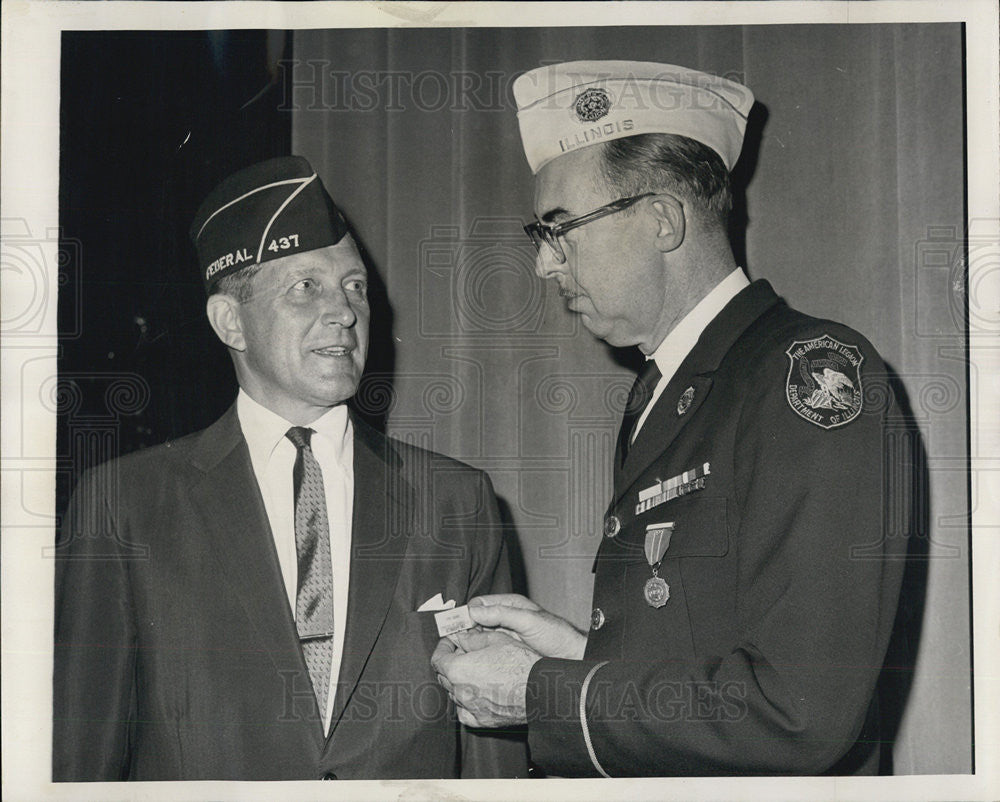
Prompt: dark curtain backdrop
<box><xmin>291</xmin><ymin>24</ymin><xmax>968</xmax><ymax>774</ymax></box>
<box><xmin>57</xmin><ymin>30</ymin><xmax>293</xmax><ymax>510</ymax></box>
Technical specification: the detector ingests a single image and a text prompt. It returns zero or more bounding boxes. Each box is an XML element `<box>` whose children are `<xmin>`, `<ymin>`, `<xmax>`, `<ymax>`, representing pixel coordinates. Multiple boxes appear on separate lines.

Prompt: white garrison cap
<box><xmin>513</xmin><ymin>60</ymin><xmax>754</xmax><ymax>174</ymax></box>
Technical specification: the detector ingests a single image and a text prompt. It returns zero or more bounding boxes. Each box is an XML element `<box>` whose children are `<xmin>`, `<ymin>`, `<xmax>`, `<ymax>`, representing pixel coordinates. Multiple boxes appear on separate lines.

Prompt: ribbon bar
<box><xmin>635</xmin><ymin>462</ymin><xmax>710</xmax><ymax>515</ymax></box>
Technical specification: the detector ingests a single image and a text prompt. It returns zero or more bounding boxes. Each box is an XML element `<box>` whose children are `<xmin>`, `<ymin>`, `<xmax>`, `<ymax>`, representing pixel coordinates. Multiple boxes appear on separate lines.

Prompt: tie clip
<box><xmin>299</xmin><ymin>629</ymin><xmax>335</xmax><ymax>641</ymax></box>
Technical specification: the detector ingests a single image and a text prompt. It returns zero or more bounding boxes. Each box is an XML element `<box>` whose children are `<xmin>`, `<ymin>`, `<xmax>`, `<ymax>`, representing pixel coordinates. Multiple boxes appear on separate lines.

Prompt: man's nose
<box><xmin>534</xmin><ymin>245</ymin><xmax>565</xmax><ymax>281</ymax></box>
<box><xmin>320</xmin><ymin>288</ymin><xmax>357</xmax><ymax>327</ymax></box>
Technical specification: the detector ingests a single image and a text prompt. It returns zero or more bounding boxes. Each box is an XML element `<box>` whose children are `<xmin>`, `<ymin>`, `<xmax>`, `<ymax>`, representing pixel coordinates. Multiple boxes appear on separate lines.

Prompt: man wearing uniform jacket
<box><xmin>53</xmin><ymin>156</ymin><xmax>527</xmax><ymax>781</ymax></box>
<box><xmin>433</xmin><ymin>61</ymin><xmax>908</xmax><ymax>776</ymax></box>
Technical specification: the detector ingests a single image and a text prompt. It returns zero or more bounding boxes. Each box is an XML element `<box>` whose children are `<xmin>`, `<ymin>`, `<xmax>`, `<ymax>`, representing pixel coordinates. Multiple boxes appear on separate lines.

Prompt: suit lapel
<box><xmin>615</xmin><ymin>373</ymin><xmax>714</xmax><ymax>500</ymax></box>
<box><xmin>187</xmin><ymin>406</ymin><xmax>305</xmax><ymax>678</ymax></box>
<box><xmin>329</xmin><ymin>415</ymin><xmax>411</xmax><ymax>732</ymax></box>
<box><xmin>613</xmin><ymin>280</ymin><xmax>783</xmax><ymax>506</ymax></box>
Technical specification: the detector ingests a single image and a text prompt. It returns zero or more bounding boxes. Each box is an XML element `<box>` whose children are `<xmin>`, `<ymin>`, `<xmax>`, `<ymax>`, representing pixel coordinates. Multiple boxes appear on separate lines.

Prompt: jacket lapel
<box><xmin>328</xmin><ymin>415</ymin><xmax>411</xmax><ymax>732</ymax></box>
<box><xmin>615</xmin><ymin>372</ymin><xmax>715</xmax><ymax>500</ymax></box>
<box><xmin>186</xmin><ymin>406</ymin><xmax>305</xmax><ymax>678</ymax></box>
<box><xmin>613</xmin><ymin>280</ymin><xmax>782</xmax><ymax>506</ymax></box>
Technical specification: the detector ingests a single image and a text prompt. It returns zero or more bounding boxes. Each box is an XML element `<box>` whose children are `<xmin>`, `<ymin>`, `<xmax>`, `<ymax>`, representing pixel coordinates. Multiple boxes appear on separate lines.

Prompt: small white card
<box><xmin>434</xmin><ymin>605</ymin><xmax>475</xmax><ymax>637</ymax></box>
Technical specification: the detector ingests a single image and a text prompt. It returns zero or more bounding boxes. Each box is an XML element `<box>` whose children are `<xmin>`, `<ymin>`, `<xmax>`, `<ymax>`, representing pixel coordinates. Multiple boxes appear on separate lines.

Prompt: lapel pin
<box><xmin>677</xmin><ymin>386</ymin><xmax>695</xmax><ymax>416</ymax></box>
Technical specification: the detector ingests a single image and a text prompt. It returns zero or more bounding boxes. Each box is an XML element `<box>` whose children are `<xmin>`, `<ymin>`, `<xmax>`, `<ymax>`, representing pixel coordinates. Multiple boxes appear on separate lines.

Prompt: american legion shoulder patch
<box><xmin>785</xmin><ymin>334</ymin><xmax>864</xmax><ymax>429</ymax></box>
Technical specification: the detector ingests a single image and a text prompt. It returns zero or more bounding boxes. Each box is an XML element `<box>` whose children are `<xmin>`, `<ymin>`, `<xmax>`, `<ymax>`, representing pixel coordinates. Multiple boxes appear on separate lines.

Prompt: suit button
<box><xmin>603</xmin><ymin>515</ymin><xmax>620</xmax><ymax>538</ymax></box>
<box><xmin>321</xmin><ymin>772</ymin><xmax>338</xmax><ymax>780</ymax></box>
<box><xmin>590</xmin><ymin>608</ymin><xmax>605</xmax><ymax>630</ymax></box>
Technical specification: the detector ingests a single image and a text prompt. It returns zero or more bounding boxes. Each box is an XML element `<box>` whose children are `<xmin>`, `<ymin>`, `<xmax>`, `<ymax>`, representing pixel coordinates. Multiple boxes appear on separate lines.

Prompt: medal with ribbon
<box><xmin>643</xmin><ymin>523</ymin><xmax>674</xmax><ymax>608</ymax></box>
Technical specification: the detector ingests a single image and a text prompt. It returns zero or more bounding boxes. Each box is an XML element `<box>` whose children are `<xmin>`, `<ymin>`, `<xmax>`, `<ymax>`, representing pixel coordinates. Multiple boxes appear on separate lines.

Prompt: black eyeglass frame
<box><xmin>523</xmin><ymin>192</ymin><xmax>656</xmax><ymax>263</ymax></box>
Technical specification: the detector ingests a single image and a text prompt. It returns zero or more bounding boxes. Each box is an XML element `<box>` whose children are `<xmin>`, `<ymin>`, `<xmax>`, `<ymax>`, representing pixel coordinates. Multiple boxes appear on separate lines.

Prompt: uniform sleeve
<box><xmin>526</xmin><ymin>332</ymin><xmax>908</xmax><ymax>776</ymax></box>
<box><xmin>459</xmin><ymin>471</ymin><xmax>530</xmax><ymax>779</ymax></box>
<box><xmin>53</xmin><ymin>463</ymin><xmax>138</xmax><ymax>781</ymax></box>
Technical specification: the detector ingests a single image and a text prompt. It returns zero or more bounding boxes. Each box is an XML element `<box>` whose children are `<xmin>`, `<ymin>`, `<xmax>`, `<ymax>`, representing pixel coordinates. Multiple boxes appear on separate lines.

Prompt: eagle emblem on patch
<box><xmin>785</xmin><ymin>334</ymin><xmax>864</xmax><ymax>429</ymax></box>
<box><xmin>574</xmin><ymin>88</ymin><xmax>611</xmax><ymax>122</ymax></box>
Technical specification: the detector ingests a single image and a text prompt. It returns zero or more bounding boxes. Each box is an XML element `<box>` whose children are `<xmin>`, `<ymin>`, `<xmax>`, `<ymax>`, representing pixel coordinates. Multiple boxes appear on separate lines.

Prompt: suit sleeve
<box><xmin>459</xmin><ymin>471</ymin><xmax>529</xmax><ymax>779</ymax></box>
<box><xmin>53</xmin><ymin>463</ymin><xmax>137</xmax><ymax>781</ymax></box>
<box><xmin>526</xmin><ymin>335</ymin><xmax>908</xmax><ymax>776</ymax></box>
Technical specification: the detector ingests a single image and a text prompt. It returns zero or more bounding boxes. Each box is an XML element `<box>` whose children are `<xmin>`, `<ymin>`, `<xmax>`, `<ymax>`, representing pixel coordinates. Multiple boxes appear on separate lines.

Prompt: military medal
<box><xmin>644</xmin><ymin>576</ymin><xmax>669</xmax><ymax>607</ymax></box>
<box><xmin>643</xmin><ymin>523</ymin><xmax>674</xmax><ymax>608</ymax></box>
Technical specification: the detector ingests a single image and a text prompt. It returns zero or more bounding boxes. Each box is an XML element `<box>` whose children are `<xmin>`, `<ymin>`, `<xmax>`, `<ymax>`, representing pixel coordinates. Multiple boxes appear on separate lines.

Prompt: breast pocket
<box><xmin>624</xmin><ymin>496</ymin><xmax>735</xmax><ymax>660</ymax></box>
<box><xmin>401</xmin><ymin>610</ymin><xmax>442</xmax><ymax>646</ymax></box>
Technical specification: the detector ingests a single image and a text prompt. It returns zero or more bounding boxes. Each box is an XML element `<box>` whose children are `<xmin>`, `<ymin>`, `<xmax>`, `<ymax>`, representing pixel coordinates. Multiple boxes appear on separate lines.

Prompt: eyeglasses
<box><xmin>523</xmin><ymin>193</ymin><xmax>655</xmax><ymax>264</ymax></box>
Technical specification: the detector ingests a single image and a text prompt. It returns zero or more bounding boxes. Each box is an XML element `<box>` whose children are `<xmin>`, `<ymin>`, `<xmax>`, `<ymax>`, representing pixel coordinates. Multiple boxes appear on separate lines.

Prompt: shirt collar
<box><xmin>236</xmin><ymin>389</ymin><xmax>351</xmax><ymax>466</ymax></box>
<box><xmin>648</xmin><ymin>268</ymin><xmax>750</xmax><ymax>378</ymax></box>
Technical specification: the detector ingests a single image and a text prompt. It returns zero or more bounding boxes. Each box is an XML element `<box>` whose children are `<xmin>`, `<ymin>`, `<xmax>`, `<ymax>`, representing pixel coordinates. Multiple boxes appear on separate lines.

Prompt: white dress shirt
<box><xmin>633</xmin><ymin>268</ymin><xmax>751</xmax><ymax>440</ymax></box>
<box><xmin>237</xmin><ymin>390</ymin><xmax>354</xmax><ymax>733</ymax></box>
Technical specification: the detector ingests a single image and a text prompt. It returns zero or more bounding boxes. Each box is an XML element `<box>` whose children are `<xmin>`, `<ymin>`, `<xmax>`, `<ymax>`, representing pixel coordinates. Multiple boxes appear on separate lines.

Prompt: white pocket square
<box><xmin>417</xmin><ymin>593</ymin><xmax>456</xmax><ymax>612</ymax></box>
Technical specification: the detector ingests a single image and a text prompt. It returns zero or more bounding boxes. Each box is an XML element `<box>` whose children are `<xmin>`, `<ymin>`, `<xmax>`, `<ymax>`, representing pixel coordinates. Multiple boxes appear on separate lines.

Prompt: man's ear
<box><xmin>649</xmin><ymin>194</ymin><xmax>686</xmax><ymax>253</ymax></box>
<box><xmin>205</xmin><ymin>293</ymin><xmax>247</xmax><ymax>352</ymax></box>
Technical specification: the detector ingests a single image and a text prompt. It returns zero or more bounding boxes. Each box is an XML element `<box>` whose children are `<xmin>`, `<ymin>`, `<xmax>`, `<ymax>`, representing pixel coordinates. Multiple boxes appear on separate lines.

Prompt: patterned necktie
<box><xmin>616</xmin><ymin>359</ymin><xmax>663</xmax><ymax>464</ymax></box>
<box><xmin>285</xmin><ymin>426</ymin><xmax>335</xmax><ymax>722</ymax></box>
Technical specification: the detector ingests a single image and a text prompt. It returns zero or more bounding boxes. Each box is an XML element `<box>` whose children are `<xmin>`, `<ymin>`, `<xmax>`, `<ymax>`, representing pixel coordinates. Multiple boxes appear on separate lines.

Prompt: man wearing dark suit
<box><xmin>433</xmin><ymin>61</ymin><xmax>909</xmax><ymax>776</ymax></box>
<box><xmin>53</xmin><ymin>156</ymin><xmax>527</xmax><ymax>781</ymax></box>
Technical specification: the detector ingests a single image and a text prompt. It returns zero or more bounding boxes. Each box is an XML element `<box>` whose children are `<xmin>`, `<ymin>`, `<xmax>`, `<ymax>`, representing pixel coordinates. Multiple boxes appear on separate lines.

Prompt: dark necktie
<box><xmin>285</xmin><ymin>426</ymin><xmax>335</xmax><ymax>722</ymax></box>
<box><xmin>616</xmin><ymin>359</ymin><xmax>663</xmax><ymax>464</ymax></box>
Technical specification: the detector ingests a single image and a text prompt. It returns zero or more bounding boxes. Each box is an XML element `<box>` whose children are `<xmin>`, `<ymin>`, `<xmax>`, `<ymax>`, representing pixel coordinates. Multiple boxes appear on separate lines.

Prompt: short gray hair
<box><xmin>210</xmin><ymin>264</ymin><xmax>264</xmax><ymax>302</ymax></box>
<box><xmin>599</xmin><ymin>133</ymin><xmax>733</xmax><ymax>228</ymax></box>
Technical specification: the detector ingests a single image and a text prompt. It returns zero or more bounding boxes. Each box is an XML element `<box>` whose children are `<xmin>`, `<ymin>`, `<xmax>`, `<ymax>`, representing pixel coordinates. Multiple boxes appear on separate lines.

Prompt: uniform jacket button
<box><xmin>590</xmin><ymin>608</ymin><xmax>606</xmax><ymax>631</ymax></box>
<box><xmin>321</xmin><ymin>772</ymin><xmax>338</xmax><ymax>780</ymax></box>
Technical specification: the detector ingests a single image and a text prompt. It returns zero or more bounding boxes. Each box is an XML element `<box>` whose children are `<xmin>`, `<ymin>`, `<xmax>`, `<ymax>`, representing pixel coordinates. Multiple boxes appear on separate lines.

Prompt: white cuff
<box><xmin>579</xmin><ymin>661</ymin><xmax>611</xmax><ymax>778</ymax></box>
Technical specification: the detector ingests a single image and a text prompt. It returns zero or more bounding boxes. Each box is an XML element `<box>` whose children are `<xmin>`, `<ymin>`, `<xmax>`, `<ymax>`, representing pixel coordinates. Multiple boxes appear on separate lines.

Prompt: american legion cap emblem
<box><xmin>785</xmin><ymin>334</ymin><xmax>864</xmax><ymax>429</ymax></box>
<box><xmin>574</xmin><ymin>87</ymin><xmax>612</xmax><ymax>122</ymax></box>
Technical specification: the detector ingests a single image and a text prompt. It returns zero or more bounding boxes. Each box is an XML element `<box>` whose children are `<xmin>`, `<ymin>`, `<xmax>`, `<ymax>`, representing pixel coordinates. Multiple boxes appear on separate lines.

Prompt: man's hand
<box><xmin>467</xmin><ymin>593</ymin><xmax>587</xmax><ymax>660</ymax></box>
<box><xmin>431</xmin><ymin>629</ymin><xmax>541</xmax><ymax>728</ymax></box>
